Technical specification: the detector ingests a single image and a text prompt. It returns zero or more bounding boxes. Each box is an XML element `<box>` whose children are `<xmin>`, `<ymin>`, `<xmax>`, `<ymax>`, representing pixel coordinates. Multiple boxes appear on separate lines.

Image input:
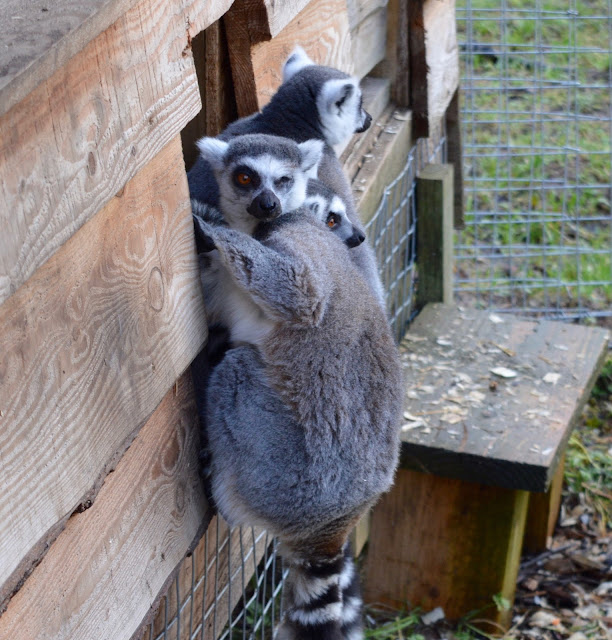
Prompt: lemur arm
<box><xmin>196</xmin><ymin>219</ymin><xmax>331</xmax><ymax>327</ymax></box>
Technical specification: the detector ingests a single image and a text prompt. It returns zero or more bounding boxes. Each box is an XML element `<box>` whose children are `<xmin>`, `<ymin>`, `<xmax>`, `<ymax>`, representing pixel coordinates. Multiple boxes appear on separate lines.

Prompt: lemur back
<box><xmin>196</xmin><ymin>211</ymin><xmax>402</xmax><ymax>640</ymax></box>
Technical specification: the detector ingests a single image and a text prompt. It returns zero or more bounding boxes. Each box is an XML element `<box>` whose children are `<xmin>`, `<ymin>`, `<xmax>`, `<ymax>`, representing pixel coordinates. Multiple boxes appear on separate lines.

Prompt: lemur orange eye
<box><xmin>327</xmin><ymin>214</ymin><xmax>338</xmax><ymax>228</ymax></box>
<box><xmin>237</xmin><ymin>173</ymin><xmax>252</xmax><ymax>185</ymax></box>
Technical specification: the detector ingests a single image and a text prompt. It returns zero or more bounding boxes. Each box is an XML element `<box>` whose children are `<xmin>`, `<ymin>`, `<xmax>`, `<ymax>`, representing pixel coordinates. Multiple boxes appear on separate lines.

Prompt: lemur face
<box><xmin>305</xmin><ymin>187</ymin><xmax>366</xmax><ymax>249</ymax></box>
<box><xmin>197</xmin><ymin>134</ymin><xmax>323</xmax><ymax>234</ymax></box>
<box><xmin>282</xmin><ymin>45</ymin><xmax>372</xmax><ymax>147</ymax></box>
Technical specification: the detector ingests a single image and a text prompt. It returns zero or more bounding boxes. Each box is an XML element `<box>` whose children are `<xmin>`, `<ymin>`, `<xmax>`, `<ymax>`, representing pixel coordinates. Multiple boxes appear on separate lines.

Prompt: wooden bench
<box><xmin>363</xmin><ymin>166</ymin><xmax>610</xmax><ymax>631</ymax></box>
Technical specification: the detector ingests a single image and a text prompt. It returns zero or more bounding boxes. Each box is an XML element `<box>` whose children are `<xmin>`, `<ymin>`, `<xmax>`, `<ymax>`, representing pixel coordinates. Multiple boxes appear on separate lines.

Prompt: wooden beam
<box><xmin>350</xmin><ymin>7</ymin><xmax>388</xmax><ymax>79</ymax></box>
<box><xmin>0</xmin><ymin>0</ymin><xmax>226</xmax><ymax>307</ymax></box>
<box><xmin>416</xmin><ymin>164</ymin><xmax>455</xmax><ymax>307</ymax></box>
<box><xmin>352</xmin><ymin>107</ymin><xmax>412</xmax><ymax>224</ymax></box>
<box><xmin>365</xmin><ymin>469</ymin><xmax>529</xmax><ymax>630</ymax></box>
<box><xmin>409</xmin><ymin>0</ymin><xmax>459</xmax><ymax>137</ymax></box>
<box><xmin>346</xmin><ymin>0</ymin><xmax>388</xmax><ymax>31</ymax></box>
<box><xmin>0</xmin><ymin>0</ymin><xmax>233</xmax><ymax>118</ymax></box>
<box><xmin>225</xmin><ymin>0</ymin><xmax>352</xmax><ymax>116</ymax></box>
<box><xmin>0</xmin><ymin>373</ymin><xmax>211</xmax><ymax>640</ymax></box>
<box><xmin>0</xmin><ymin>137</ymin><xmax>207</xmax><ymax>612</ymax></box>
<box><xmin>523</xmin><ymin>454</ymin><xmax>566</xmax><ymax>553</ymax></box>
<box><xmin>445</xmin><ymin>88</ymin><xmax>465</xmax><ymax>229</ymax></box>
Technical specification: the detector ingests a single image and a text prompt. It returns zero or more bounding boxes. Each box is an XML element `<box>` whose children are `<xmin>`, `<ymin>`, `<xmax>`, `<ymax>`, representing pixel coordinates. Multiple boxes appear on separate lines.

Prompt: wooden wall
<box><xmin>0</xmin><ymin>0</ymin><xmax>460</xmax><ymax>638</ymax></box>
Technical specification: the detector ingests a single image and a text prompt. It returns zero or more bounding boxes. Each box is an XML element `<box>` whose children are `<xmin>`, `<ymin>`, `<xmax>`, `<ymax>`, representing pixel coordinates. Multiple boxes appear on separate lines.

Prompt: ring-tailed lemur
<box><xmin>305</xmin><ymin>178</ymin><xmax>365</xmax><ymax>249</ymax></box>
<box><xmin>193</xmin><ymin>207</ymin><xmax>403</xmax><ymax>640</ymax></box>
<box><xmin>187</xmin><ymin>45</ymin><xmax>385</xmax><ymax>306</ymax></box>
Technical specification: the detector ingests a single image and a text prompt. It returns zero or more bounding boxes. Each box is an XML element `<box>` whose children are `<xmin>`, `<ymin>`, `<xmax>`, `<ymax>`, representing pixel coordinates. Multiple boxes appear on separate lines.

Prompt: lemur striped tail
<box><xmin>275</xmin><ymin>542</ymin><xmax>364</xmax><ymax>640</ymax></box>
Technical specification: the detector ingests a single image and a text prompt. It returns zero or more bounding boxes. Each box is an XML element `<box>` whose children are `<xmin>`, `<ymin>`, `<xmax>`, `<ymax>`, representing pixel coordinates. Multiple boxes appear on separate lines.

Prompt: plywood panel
<box><xmin>0</xmin><ymin>137</ymin><xmax>207</xmax><ymax>612</ymax></box>
<box><xmin>225</xmin><ymin>0</ymin><xmax>352</xmax><ymax>115</ymax></box>
<box><xmin>0</xmin><ymin>0</ymin><xmax>226</xmax><ymax>306</ymax></box>
<box><xmin>0</xmin><ymin>373</ymin><xmax>211</xmax><ymax>640</ymax></box>
<box><xmin>0</xmin><ymin>0</ymin><xmax>233</xmax><ymax>118</ymax></box>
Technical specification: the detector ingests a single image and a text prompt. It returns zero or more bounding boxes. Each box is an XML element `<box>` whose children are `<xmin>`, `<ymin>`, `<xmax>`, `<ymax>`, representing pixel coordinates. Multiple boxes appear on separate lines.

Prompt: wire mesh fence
<box><xmin>456</xmin><ymin>0</ymin><xmax>612</xmax><ymax>320</ymax></box>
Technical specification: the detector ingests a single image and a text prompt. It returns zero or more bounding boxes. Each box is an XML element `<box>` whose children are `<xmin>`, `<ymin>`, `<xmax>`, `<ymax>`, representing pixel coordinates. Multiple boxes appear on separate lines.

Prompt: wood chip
<box><xmin>490</xmin><ymin>366</ymin><xmax>518</xmax><ymax>378</ymax></box>
<box><xmin>543</xmin><ymin>372</ymin><xmax>561</xmax><ymax>384</ymax></box>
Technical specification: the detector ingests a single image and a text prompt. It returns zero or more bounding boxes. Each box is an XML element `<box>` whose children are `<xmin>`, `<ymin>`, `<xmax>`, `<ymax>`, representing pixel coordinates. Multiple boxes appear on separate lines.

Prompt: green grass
<box><xmin>456</xmin><ymin>0</ymin><xmax>612</xmax><ymax>312</ymax></box>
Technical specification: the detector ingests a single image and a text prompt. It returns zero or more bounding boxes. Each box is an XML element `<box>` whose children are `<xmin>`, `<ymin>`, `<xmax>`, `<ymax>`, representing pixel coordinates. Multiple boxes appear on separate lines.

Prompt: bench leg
<box><xmin>523</xmin><ymin>453</ymin><xmax>566</xmax><ymax>553</ymax></box>
<box><xmin>364</xmin><ymin>469</ymin><xmax>529</xmax><ymax>631</ymax></box>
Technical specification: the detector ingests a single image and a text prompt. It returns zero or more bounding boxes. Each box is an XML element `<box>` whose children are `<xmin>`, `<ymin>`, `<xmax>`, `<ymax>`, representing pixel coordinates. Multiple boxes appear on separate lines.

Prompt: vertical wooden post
<box><xmin>416</xmin><ymin>163</ymin><xmax>454</xmax><ymax>308</ymax></box>
<box><xmin>523</xmin><ymin>454</ymin><xmax>566</xmax><ymax>553</ymax></box>
<box><xmin>445</xmin><ymin>89</ymin><xmax>465</xmax><ymax>229</ymax></box>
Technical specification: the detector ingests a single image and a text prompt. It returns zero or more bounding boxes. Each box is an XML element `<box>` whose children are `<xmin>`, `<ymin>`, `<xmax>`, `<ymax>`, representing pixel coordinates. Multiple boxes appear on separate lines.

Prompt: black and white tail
<box><xmin>275</xmin><ymin>542</ymin><xmax>364</xmax><ymax>640</ymax></box>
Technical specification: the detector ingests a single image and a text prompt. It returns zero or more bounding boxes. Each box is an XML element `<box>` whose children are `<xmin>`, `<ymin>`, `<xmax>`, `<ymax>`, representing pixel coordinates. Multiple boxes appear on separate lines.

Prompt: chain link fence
<box><xmin>455</xmin><ymin>0</ymin><xmax>612</xmax><ymax>321</ymax></box>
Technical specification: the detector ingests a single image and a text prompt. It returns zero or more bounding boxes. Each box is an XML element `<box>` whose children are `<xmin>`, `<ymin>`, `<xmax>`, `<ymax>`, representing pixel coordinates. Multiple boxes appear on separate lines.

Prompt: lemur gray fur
<box><xmin>192</xmin><ymin>206</ymin><xmax>403</xmax><ymax>640</ymax></box>
<box><xmin>188</xmin><ymin>45</ymin><xmax>385</xmax><ymax>306</ymax></box>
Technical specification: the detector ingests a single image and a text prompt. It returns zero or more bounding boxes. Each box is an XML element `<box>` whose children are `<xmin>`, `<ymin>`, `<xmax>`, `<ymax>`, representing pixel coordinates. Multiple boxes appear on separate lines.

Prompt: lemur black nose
<box><xmin>355</xmin><ymin>110</ymin><xmax>372</xmax><ymax>133</ymax></box>
<box><xmin>346</xmin><ymin>227</ymin><xmax>366</xmax><ymax>248</ymax></box>
<box><xmin>247</xmin><ymin>190</ymin><xmax>281</xmax><ymax>219</ymax></box>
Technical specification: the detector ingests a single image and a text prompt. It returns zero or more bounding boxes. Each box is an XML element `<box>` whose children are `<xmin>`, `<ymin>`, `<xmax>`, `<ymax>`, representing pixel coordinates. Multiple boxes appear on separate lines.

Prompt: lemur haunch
<box><xmin>194</xmin><ymin>207</ymin><xmax>403</xmax><ymax>640</ymax></box>
<box><xmin>188</xmin><ymin>46</ymin><xmax>384</xmax><ymax>306</ymax></box>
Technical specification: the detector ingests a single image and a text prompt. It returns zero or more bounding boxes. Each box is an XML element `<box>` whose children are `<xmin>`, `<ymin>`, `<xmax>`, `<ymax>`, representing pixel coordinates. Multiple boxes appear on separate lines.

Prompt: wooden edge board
<box><xmin>0</xmin><ymin>137</ymin><xmax>207</xmax><ymax>610</ymax></box>
<box><xmin>0</xmin><ymin>373</ymin><xmax>211</xmax><ymax>640</ymax></box>
<box><xmin>0</xmin><ymin>0</ymin><xmax>234</xmax><ymax>118</ymax></box>
<box><xmin>346</xmin><ymin>0</ymin><xmax>388</xmax><ymax>31</ymax></box>
<box><xmin>0</xmin><ymin>0</ymin><xmax>218</xmax><ymax>308</ymax></box>
<box><xmin>350</xmin><ymin>6</ymin><xmax>388</xmax><ymax>80</ymax></box>
<box><xmin>352</xmin><ymin>107</ymin><xmax>412</xmax><ymax>224</ymax></box>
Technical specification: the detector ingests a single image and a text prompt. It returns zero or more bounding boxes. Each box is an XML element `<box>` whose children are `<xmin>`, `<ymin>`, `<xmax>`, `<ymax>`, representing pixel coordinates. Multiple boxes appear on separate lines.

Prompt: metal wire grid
<box><xmin>366</xmin><ymin>130</ymin><xmax>447</xmax><ymax>341</ymax></box>
<box><xmin>456</xmin><ymin>0</ymin><xmax>612</xmax><ymax>319</ymax></box>
<box><xmin>139</xmin><ymin>518</ymin><xmax>286</xmax><ymax>640</ymax></box>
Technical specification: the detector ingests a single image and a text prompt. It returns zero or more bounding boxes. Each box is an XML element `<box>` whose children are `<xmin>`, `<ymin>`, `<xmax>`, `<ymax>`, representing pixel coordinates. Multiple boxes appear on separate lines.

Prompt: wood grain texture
<box><xmin>226</xmin><ymin>0</ymin><xmax>353</xmax><ymax>115</ymax></box>
<box><xmin>0</xmin><ymin>0</ymin><xmax>224</xmax><ymax>307</ymax></box>
<box><xmin>416</xmin><ymin>164</ymin><xmax>454</xmax><ymax>307</ymax></box>
<box><xmin>409</xmin><ymin>0</ymin><xmax>459</xmax><ymax>136</ymax></box>
<box><xmin>138</xmin><ymin>519</ymin><xmax>269</xmax><ymax>640</ymax></box>
<box><xmin>346</xmin><ymin>0</ymin><xmax>388</xmax><ymax>30</ymax></box>
<box><xmin>399</xmin><ymin>304</ymin><xmax>610</xmax><ymax>491</ymax></box>
<box><xmin>365</xmin><ymin>469</ymin><xmax>529</xmax><ymax>628</ymax></box>
<box><xmin>350</xmin><ymin>6</ymin><xmax>388</xmax><ymax>79</ymax></box>
<box><xmin>0</xmin><ymin>137</ymin><xmax>207</xmax><ymax>611</ymax></box>
<box><xmin>0</xmin><ymin>373</ymin><xmax>210</xmax><ymax>640</ymax></box>
<box><xmin>0</xmin><ymin>0</ymin><xmax>232</xmax><ymax>118</ymax></box>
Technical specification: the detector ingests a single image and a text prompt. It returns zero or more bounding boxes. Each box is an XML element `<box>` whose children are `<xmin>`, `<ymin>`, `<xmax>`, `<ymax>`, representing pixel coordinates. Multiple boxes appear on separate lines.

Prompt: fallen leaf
<box><xmin>543</xmin><ymin>372</ymin><xmax>561</xmax><ymax>384</ymax></box>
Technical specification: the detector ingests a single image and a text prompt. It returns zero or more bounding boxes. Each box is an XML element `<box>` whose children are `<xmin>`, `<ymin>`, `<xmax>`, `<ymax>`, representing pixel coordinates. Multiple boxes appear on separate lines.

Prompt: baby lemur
<box><xmin>193</xmin><ymin>204</ymin><xmax>402</xmax><ymax>640</ymax></box>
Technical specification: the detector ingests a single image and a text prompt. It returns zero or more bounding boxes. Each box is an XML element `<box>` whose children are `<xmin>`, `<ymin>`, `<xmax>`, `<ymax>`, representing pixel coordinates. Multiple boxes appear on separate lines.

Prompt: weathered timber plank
<box><xmin>225</xmin><ymin>0</ymin><xmax>352</xmax><ymax>116</ymax></box>
<box><xmin>350</xmin><ymin>7</ymin><xmax>388</xmax><ymax>79</ymax></box>
<box><xmin>444</xmin><ymin>88</ymin><xmax>465</xmax><ymax>228</ymax></box>
<box><xmin>409</xmin><ymin>0</ymin><xmax>459</xmax><ymax>137</ymax></box>
<box><xmin>140</xmin><ymin>520</ymin><xmax>270</xmax><ymax>640</ymax></box>
<box><xmin>0</xmin><ymin>0</ymin><xmax>227</xmax><ymax>307</ymax></box>
<box><xmin>365</xmin><ymin>469</ymin><xmax>529</xmax><ymax>628</ymax></box>
<box><xmin>352</xmin><ymin>107</ymin><xmax>412</xmax><ymax>223</ymax></box>
<box><xmin>0</xmin><ymin>0</ymin><xmax>233</xmax><ymax>118</ymax></box>
<box><xmin>346</xmin><ymin>0</ymin><xmax>388</xmax><ymax>30</ymax></box>
<box><xmin>181</xmin><ymin>21</ymin><xmax>239</xmax><ymax>171</ymax></box>
<box><xmin>0</xmin><ymin>373</ymin><xmax>211</xmax><ymax>640</ymax></box>
<box><xmin>0</xmin><ymin>137</ymin><xmax>207</xmax><ymax>612</ymax></box>
<box><xmin>398</xmin><ymin>304</ymin><xmax>610</xmax><ymax>491</ymax></box>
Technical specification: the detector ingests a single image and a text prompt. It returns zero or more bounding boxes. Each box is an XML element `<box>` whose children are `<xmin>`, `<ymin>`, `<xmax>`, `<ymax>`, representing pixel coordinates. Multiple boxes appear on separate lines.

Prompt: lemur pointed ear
<box><xmin>282</xmin><ymin>45</ymin><xmax>315</xmax><ymax>82</ymax></box>
<box><xmin>320</xmin><ymin>78</ymin><xmax>358</xmax><ymax>114</ymax></box>
<box><xmin>298</xmin><ymin>139</ymin><xmax>324</xmax><ymax>175</ymax></box>
<box><xmin>196</xmin><ymin>137</ymin><xmax>229</xmax><ymax>171</ymax></box>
